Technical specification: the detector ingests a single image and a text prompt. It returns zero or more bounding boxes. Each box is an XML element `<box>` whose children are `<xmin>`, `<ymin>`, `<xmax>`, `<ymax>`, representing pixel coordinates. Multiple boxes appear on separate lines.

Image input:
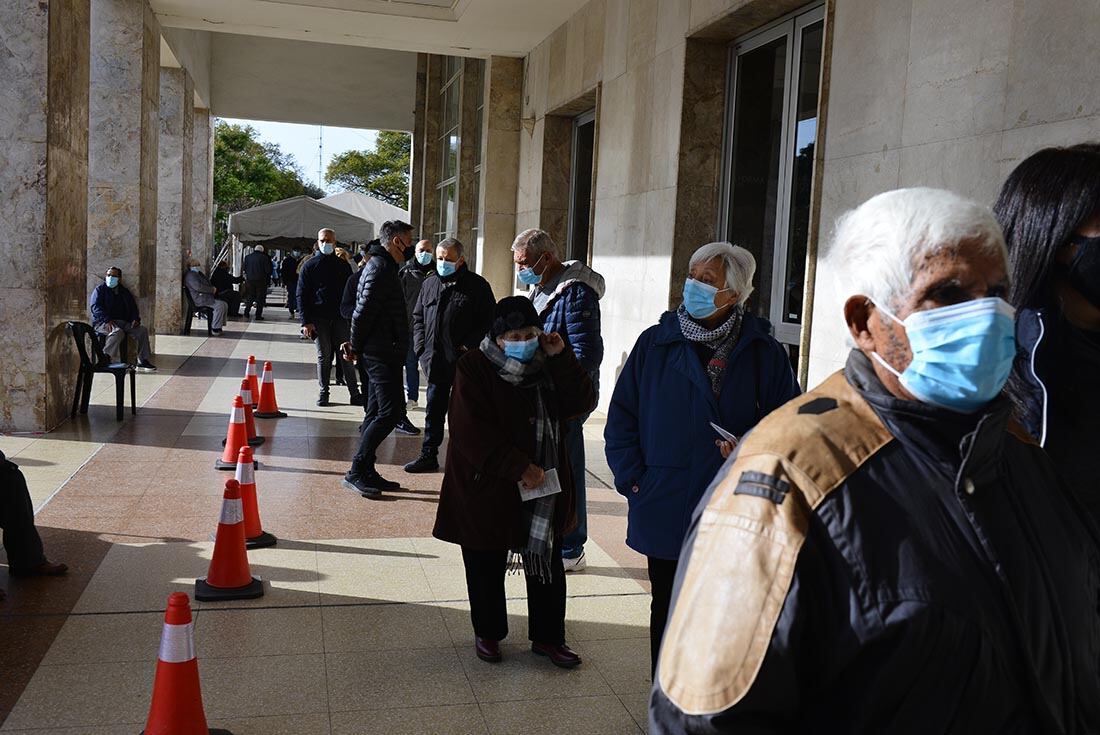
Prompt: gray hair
<box><xmin>379</xmin><ymin>220</ymin><xmax>413</xmax><ymax>247</ymax></box>
<box><xmin>437</xmin><ymin>237</ymin><xmax>464</xmax><ymax>258</ymax></box>
<box><xmin>688</xmin><ymin>242</ymin><xmax>756</xmax><ymax>305</ymax></box>
<box><xmin>511</xmin><ymin>228</ymin><xmax>558</xmax><ymax>259</ymax></box>
<box><xmin>830</xmin><ymin>187</ymin><xmax>1007</xmax><ymax>311</ymax></box>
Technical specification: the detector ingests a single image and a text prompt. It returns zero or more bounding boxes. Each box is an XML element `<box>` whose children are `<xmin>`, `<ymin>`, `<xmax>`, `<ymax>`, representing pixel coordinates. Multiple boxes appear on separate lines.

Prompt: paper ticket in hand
<box><xmin>518</xmin><ymin>467</ymin><xmax>562</xmax><ymax>502</ymax></box>
<box><xmin>709</xmin><ymin>422</ymin><xmax>739</xmax><ymax>443</ymax></box>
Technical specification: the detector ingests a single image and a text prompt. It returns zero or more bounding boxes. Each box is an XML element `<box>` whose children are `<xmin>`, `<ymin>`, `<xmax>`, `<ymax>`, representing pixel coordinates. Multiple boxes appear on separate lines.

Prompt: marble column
<box><xmin>87</xmin><ymin>0</ymin><xmax>160</xmax><ymax>336</ymax></box>
<box><xmin>191</xmin><ymin>108</ymin><xmax>215</xmax><ymax>268</ymax></box>
<box><xmin>155</xmin><ymin>67</ymin><xmax>194</xmax><ymax>335</ymax></box>
<box><xmin>0</xmin><ymin>1</ymin><xmax>91</xmax><ymax>431</ymax></box>
<box><xmin>409</xmin><ymin>53</ymin><xmax>427</xmax><ymax>238</ymax></box>
<box><xmin>476</xmin><ymin>56</ymin><xmax>523</xmax><ymax>299</ymax></box>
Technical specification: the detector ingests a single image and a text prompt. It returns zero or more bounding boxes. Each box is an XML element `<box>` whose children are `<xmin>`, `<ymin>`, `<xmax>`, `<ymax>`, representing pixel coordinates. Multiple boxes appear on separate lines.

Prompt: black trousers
<box><xmin>215</xmin><ymin>292</ymin><xmax>240</xmax><ymax>317</ymax></box>
<box><xmin>285</xmin><ymin>279</ymin><xmax>298</xmax><ymax>313</ymax></box>
<box><xmin>314</xmin><ymin>318</ymin><xmax>357</xmax><ymax>394</ymax></box>
<box><xmin>648</xmin><ymin>556</ymin><xmax>679</xmax><ymax>676</ymax></box>
<box><xmin>461</xmin><ymin>547</ymin><xmax>566</xmax><ymax>645</ymax></box>
<box><xmin>1</xmin><ymin>462</ymin><xmax>46</xmax><ymax>571</ymax></box>
<box><xmin>422</xmin><ymin>368</ymin><xmax>455</xmax><ymax>456</ymax></box>
<box><xmin>350</xmin><ymin>357</ymin><xmax>403</xmax><ymax>475</ymax></box>
<box><xmin>244</xmin><ymin>279</ymin><xmax>267</xmax><ymax>316</ymax></box>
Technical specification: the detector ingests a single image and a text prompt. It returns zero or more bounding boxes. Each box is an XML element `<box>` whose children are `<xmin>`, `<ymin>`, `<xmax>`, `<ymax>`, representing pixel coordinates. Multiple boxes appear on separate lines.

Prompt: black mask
<box><xmin>1068</xmin><ymin>234</ymin><xmax>1100</xmax><ymax>309</ymax></box>
<box><xmin>402</xmin><ymin>246</ymin><xmax>414</xmax><ymax>261</ymax></box>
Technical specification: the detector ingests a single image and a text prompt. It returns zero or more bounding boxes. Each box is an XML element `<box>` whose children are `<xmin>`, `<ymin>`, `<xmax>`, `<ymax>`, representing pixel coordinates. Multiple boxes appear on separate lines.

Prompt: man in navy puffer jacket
<box><xmin>512</xmin><ymin>229</ymin><xmax>604</xmax><ymax>571</ymax></box>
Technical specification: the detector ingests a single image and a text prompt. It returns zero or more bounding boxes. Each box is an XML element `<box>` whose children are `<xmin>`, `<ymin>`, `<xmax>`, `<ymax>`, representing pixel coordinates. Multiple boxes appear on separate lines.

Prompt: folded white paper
<box><xmin>518</xmin><ymin>467</ymin><xmax>562</xmax><ymax>502</ymax></box>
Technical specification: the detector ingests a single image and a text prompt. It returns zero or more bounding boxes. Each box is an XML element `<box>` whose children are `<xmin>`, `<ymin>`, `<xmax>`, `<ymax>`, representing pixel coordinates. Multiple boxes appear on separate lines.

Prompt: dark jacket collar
<box><xmin>845</xmin><ymin>349</ymin><xmax>1009</xmax><ymax>483</ymax></box>
<box><xmin>369</xmin><ymin>242</ymin><xmax>396</xmax><ymax>264</ymax></box>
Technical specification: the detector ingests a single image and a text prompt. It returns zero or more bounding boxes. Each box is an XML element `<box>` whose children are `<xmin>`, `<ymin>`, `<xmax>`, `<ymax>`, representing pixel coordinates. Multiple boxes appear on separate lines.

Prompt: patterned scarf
<box><xmin>677</xmin><ymin>304</ymin><xmax>745</xmax><ymax>397</ymax></box>
<box><xmin>479</xmin><ymin>337</ymin><xmax>559</xmax><ymax>583</ymax></box>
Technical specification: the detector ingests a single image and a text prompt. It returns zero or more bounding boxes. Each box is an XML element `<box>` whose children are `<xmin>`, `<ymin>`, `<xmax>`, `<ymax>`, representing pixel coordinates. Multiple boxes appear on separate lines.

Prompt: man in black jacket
<box><xmin>1</xmin><ymin>451</ymin><xmax>67</xmax><ymax>601</ymax></box>
<box><xmin>242</xmin><ymin>244</ymin><xmax>273</xmax><ymax>320</ymax></box>
<box><xmin>341</xmin><ymin>220</ymin><xmax>415</xmax><ymax>496</ymax></box>
<box><xmin>298</xmin><ymin>228</ymin><xmax>358</xmax><ymax>406</ymax></box>
<box><xmin>281</xmin><ymin>249</ymin><xmax>301</xmax><ymax>319</ymax></box>
<box><xmin>650</xmin><ymin>188</ymin><xmax>1100</xmax><ymax>734</ymax></box>
<box><xmin>210</xmin><ymin>260</ymin><xmax>243</xmax><ymax>317</ymax></box>
<box><xmin>404</xmin><ymin>237</ymin><xmax>495</xmax><ymax>473</ymax></box>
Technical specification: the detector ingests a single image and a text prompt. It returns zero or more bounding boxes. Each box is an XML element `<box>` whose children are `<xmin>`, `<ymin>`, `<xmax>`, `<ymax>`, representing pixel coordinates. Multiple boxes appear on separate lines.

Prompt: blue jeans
<box><xmin>561</xmin><ymin>413</ymin><xmax>590</xmax><ymax>559</ymax></box>
<box><xmin>405</xmin><ymin>345</ymin><xmax>419</xmax><ymax>401</ymax></box>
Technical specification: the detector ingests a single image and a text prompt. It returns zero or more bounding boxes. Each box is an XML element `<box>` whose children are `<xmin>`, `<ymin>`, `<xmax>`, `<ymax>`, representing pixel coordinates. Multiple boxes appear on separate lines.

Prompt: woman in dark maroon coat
<box><xmin>433</xmin><ymin>296</ymin><xmax>596</xmax><ymax>668</ymax></box>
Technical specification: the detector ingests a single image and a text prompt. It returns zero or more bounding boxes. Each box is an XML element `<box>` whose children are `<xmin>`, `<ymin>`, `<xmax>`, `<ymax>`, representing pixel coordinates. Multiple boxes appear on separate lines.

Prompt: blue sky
<box><xmin>220</xmin><ymin>118</ymin><xmax>379</xmax><ymax>194</ymax></box>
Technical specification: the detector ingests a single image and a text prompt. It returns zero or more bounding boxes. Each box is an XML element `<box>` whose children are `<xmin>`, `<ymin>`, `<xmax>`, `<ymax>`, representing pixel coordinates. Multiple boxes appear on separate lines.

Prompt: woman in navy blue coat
<box><xmin>604</xmin><ymin>241</ymin><xmax>800</xmax><ymax>674</ymax></box>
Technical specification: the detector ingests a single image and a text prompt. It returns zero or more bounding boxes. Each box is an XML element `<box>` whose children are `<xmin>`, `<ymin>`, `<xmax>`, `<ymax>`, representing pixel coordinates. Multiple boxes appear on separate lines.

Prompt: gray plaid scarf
<box><xmin>677</xmin><ymin>304</ymin><xmax>744</xmax><ymax>397</ymax></box>
<box><xmin>479</xmin><ymin>337</ymin><xmax>559</xmax><ymax>583</ymax></box>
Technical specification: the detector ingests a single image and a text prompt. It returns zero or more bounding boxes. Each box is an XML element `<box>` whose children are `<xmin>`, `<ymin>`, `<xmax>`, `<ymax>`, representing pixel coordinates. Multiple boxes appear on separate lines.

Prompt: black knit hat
<box><xmin>490</xmin><ymin>296</ymin><xmax>540</xmax><ymax>339</ymax></box>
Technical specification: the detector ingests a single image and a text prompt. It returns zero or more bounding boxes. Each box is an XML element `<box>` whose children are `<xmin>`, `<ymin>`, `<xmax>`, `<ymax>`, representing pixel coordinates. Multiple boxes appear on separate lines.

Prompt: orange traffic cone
<box><xmin>195</xmin><ymin>479</ymin><xmax>264</xmax><ymax>601</ymax></box>
<box><xmin>236</xmin><ymin>446</ymin><xmax>277</xmax><ymax>549</ymax></box>
<box><xmin>238</xmin><ymin>379</ymin><xmax>264</xmax><ymax>447</ymax></box>
<box><xmin>215</xmin><ymin>396</ymin><xmax>257</xmax><ymax>471</ymax></box>
<box><xmin>253</xmin><ymin>361</ymin><xmax>287</xmax><ymax>418</ymax></box>
<box><xmin>244</xmin><ymin>356</ymin><xmax>260</xmax><ymax>407</ymax></box>
<box><xmin>141</xmin><ymin>592</ymin><xmax>233</xmax><ymax>735</ymax></box>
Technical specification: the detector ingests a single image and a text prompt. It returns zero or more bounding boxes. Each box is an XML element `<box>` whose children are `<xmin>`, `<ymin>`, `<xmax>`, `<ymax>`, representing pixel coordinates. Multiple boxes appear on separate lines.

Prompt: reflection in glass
<box><xmin>782</xmin><ymin>21</ymin><xmax>823</xmax><ymax>325</ymax></box>
<box><xmin>441</xmin><ymin>132</ymin><xmax>459</xmax><ymax>181</ymax></box>
<box><xmin>438</xmin><ymin>181</ymin><xmax>457</xmax><ymax>236</ymax></box>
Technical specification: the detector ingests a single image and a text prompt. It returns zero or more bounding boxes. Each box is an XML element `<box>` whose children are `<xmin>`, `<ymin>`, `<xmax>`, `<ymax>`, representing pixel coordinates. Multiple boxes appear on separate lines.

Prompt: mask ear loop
<box><xmin>868</xmin><ymin>299</ymin><xmax>906</xmax><ymax>378</ymax></box>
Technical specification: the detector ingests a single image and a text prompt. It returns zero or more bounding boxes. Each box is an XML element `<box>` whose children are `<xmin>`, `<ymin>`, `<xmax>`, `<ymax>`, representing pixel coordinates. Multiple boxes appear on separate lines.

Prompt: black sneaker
<box><xmin>393</xmin><ymin>418</ymin><xmax>421</xmax><ymax>436</ymax></box>
<box><xmin>404</xmin><ymin>454</ymin><xmax>439</xmax><ymax>473</ymax></box>
<box><xmin>349</xmin><ymin>393</ymin><xmax>364</xmax><ymax>406</ymax></box>
<box><xmin>255</xmin><ymin>315</ymin><xmax>265</xmax><ymax>321</ymax></box>
<box><xmin>317</xmin><ymin>392</ymin><xmax>331</xmax><ymax>407</ymax></box>
<box><xmin>342</xmin><ymin>474</ymin><xmax>383</xmax><ymax>498</ymax></box>
<box><xmin>136</xmin><ymin>360</ymin><xmax>157</xmax><ymax>372</ymax></box>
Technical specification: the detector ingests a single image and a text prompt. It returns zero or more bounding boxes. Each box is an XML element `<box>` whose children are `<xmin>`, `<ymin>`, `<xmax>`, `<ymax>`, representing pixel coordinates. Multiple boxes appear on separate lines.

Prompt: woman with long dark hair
<box><xmin>994</xmin><ymin>144</ymin><xmax>1100</xmax><ymax>520</ymax></box>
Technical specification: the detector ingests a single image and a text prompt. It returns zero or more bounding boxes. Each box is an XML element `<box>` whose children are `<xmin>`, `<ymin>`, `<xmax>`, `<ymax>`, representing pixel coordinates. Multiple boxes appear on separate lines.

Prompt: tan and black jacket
<box><xmin>651</xmin><ymin>351</ymin><xmax>1100</xmax><ymax>734</ymax></box>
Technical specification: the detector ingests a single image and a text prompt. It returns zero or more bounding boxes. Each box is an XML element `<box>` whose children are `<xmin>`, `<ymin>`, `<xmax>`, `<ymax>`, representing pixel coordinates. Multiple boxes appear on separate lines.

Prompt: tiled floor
<box><xmin>1</xmin><ymin>299</ymin><xmax>652</xmax><ymax>734</ymax></box>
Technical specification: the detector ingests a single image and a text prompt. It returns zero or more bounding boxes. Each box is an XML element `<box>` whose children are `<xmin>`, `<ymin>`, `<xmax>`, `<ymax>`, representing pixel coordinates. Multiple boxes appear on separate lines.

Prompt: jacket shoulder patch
<box><xmin>797</xmin><ymin>396</ymin><xmax>838</xmax><ymax>415</ymax></box>
<box><xmin>733</xmin><ymin>470</ymin><xmax>789</xmax><ymax>504</ymax></box>
<box><xmin>657</xmin><ymin>371</ymin><xmax>893</xmax><ymax>716</ymax></box>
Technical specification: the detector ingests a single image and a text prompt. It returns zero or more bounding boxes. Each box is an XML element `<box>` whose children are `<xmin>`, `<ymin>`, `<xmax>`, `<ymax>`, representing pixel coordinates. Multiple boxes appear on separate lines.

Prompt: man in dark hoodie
<box><xmin>404</xmin><ymin>237</ymin><xmax>495</xmax><ymax>473</ymax></box>
<box><xmin>298</xmin><ymin>228</ymin><xmax>358</xmax><ymax>406</ymax></box>
<box><xmin>341</xmin><ymin>220</ymin><xmax>415</xmax><ymax>496</ymax></box>
<box><xmin>513</xmin><ymin>229</ymin><xmax>605</xmax><ymax>571</ymax></box>
<box><xmin>399</xmin><ymin>239</ymin><xmax>436</xmax><ymax>409</ymax></box>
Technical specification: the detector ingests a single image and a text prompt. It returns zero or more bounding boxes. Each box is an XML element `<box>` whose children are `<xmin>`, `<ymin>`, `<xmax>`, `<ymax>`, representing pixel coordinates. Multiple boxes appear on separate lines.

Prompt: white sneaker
<box><xmin>406</xmin><ymin>399</ymin><xmax>418</xmax><ymax>410</ymax></box>
<box><xmin>562</xmin><ymin>551</ymin><xmax>586</xmax><ymax>573</ymax></box>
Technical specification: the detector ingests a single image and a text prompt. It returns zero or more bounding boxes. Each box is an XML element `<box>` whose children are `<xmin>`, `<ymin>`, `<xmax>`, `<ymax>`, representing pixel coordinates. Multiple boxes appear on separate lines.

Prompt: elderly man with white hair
<box><xmin>650</xmin><ymin>188</ymin><xmax>1100</xmax><ymax>734</ymax></box>
<box><xmin>604</xmin><ymin>240</ymin><xmax>800</xmax><ymax>677</ymax></box>
<box><xmin>183</xmin><ymin>258</ymin><xmax>229</xmax><ymax>334</ymax></box>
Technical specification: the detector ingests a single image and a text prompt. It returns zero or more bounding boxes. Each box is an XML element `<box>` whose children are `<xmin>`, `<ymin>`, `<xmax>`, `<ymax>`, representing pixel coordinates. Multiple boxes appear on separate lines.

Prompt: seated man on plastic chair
<box><xmin>184</xmin><ymin>259</ymin><xmax>229</xmax><ymax>335</ymax></box>
<box><xmin>0</xmin><ymin>451</ymin><xmax>66</xmax><ymax>601</ymax></box>
<box><xmin>90</xmin><ymin>266</ymin><xmax>157</xmax><ymax>372</ymax></box>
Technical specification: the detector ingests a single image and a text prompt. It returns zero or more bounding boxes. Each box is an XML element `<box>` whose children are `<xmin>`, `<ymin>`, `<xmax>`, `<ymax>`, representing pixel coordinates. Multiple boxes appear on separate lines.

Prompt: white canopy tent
<box><xmin>319</xmin><ymin>191</ymin><xmax>409</xmax><ymax>232</ymax></box>
<box><xmin>227</xmin><ymin>195</ymin><xmax>375</xmax><ymax>244</ymax></box>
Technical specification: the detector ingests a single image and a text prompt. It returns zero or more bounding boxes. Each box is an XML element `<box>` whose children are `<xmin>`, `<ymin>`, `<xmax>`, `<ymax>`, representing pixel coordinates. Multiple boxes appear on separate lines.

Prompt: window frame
<box><xmin>718</xmin><ymin>3</ymin><xmax>825</xmax><ymax>348</ymax></box>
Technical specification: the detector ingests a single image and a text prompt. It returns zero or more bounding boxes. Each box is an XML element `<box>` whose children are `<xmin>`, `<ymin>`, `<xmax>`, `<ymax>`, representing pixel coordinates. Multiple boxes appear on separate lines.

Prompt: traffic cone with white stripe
<box><xmin>238</xmin><ymin>379</ymin><xmax>264</xmax><ymax>447</ymax></box>
<box><xmin>236</xmin><ymin>446</ymin><xmax>277</xmax><ymax>549</ymax></box>
<box><xmin>195</xmin><ymin>479</ymin><xmax>264</xmax><ymax>601</ymax></box>
<box><xmin>141</xmin><ymin>592</ymin><xmax>233</xmax><ymax>734</ymax></box>
<box><xmin>253</xmin><ymin>361</ymin><xmax>287</xmax><ymax>418</ymax></box>
<box><xmin>244</xmin><ymin>356</ymin><xmax>260</xmax><ymax>407</ymax></box>
<box><xmin>215</xmin><ymin>396</ymin><xmax>256</xmax><ymax>471</ymax></box>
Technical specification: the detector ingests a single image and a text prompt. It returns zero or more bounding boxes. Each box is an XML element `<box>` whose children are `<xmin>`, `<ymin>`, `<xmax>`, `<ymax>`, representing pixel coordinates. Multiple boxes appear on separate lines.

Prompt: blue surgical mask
<box><xmin>871</xmin><ymin>297</ymin><xmax>1017</xmax><ymax>413</ymax></box>
<box><xmin>292</xmin><ymin>250</ymin><xmax>300</xmax><ymax>257</ymax></box>
<box><xmin>319</xmin><ymin>242</ymin><xmax>335</xmax><ymax>255</ymax></box>
<box><xmin>190</xmin><ymin>266</ymin><xmax>202</xmax><ymax>273</ymax></box>
<box><xmin>437</xmin><ymin>260</ymin><xmax>457</xmax><ymax>277</ymax></box>
<box><xmin>517</xmin><ymin>253</ymin><xmax>546</xmax><ymax>286</ymax></box>
<box><xmin>416</xmin><ymin>251</ymin><xmax>433</xmax><ymax>266</ymax></box>
<box><xmin>682</xmin><ymin>278</ymin><xmax>731</xmax><ymax>320</ymax></box>
<box><xmin>503</xmin><ymin>337</ymin><xmax>539</xmax><ymax>363</ymax></box>
<box><xmin>105</xmin><ymin>275</ymin><xmax>119</xmax><ymax>288</ymax></box>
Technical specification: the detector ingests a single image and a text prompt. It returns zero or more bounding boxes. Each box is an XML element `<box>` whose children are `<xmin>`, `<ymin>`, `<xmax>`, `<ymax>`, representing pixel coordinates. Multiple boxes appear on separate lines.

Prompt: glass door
<box><xmin>720</xmin><ymin>5</ymin><xmax>824</xmax><ymax>355</ymax></box>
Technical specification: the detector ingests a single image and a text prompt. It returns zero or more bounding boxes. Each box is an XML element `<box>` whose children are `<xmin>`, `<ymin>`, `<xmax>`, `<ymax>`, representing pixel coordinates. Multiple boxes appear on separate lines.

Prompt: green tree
<box><xmin>325</xmin><ymin>131</ymin><xmax>411</xmax><ymax>207</ymax></box>
<box><xmin>212</xmin><ymin>121</ymin><xmax>322</xmax><ymax>236</ymax></box>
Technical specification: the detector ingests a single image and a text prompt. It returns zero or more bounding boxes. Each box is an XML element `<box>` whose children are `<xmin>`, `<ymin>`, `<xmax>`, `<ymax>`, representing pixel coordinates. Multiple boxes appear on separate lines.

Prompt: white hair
<box><xmin>831</xmin><ymin>187</ymin><xmax>1006</xmax><ymax>310</ymax></box>
<box><xmin>688</xmin><ymin>242</ymin><xmax>756</xmax><ymax>306</ymax></box>
<box><xmin>511</xmin><ymin>228</ymin><xmax>559</xmax><ymax>259</ymax></box>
